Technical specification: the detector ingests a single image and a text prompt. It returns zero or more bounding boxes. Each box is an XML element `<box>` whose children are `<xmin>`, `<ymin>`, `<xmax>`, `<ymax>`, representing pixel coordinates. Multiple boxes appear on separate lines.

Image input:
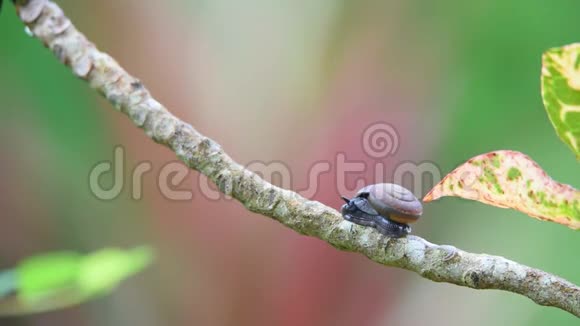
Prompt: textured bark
<box><xmin>12</xmin><ymin>0</ymin><xmax>580</xmax><ymax>317</ymax></box>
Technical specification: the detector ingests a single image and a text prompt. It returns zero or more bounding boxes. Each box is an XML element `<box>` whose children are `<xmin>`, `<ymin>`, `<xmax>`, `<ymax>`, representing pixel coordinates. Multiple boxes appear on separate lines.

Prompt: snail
<box><xmin>340</xmin><ymin>183</ymin><xmax>422</xmax><ymax>238</ymax></box>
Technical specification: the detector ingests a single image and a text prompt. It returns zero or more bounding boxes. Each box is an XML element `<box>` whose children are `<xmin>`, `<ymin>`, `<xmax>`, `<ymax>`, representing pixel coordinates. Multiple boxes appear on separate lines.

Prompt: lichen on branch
<box><xmin>12</xmin><ymin>0</ymin><xmax>580</xmax><ymax>317</ymax></box>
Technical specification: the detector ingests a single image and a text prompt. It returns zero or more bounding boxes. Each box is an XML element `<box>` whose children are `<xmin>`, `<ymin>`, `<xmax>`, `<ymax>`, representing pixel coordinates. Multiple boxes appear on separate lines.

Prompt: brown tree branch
<box><xmin>12</xmin><ymin>0</ymin><xmax>580</xmax><ymax>317</ymax></box>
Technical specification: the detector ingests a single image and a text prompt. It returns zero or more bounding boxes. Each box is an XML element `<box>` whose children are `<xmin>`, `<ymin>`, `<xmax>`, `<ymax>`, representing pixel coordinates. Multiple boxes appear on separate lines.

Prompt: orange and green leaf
<box><xmin>424</xmin><ymin>150</ymin><xmax>580</xmax><ymax>229</ymax></box>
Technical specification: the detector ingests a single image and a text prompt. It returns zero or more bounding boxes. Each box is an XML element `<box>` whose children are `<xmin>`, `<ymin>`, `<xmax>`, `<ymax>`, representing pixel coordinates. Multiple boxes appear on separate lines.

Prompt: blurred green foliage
<box><xmin>0</xmin><ymin>247</ymin><xmax>153</xmax><ymax>316</ymax></box>
<box><xmin>408</xmin><ymin>1</ymin><xmax>579</xmax><ymax>325</ymax></box>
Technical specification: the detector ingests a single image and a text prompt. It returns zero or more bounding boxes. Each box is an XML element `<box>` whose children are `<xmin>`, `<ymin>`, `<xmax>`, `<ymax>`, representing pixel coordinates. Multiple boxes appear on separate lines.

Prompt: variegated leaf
<box><xmin>541</xmin><ymin>43</ymin><xmax>580</xmax><ymax>158</ymax></box>
<box><xmin>423</xmin><ymin>151</ymin><xmax>580</xmax><ymax>229</ymax></box>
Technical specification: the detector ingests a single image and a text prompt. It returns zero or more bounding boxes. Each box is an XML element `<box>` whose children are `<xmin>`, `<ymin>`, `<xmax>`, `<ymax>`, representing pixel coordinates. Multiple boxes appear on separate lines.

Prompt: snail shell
<box><xmin>357</xmin><ymin>183</ymin><xmax>422</xmax><ymax>224</ymax></box>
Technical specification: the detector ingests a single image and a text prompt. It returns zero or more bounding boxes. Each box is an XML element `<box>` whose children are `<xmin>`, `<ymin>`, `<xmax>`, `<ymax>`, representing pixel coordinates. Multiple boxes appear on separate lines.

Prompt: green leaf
<box><xmin>18</xmin><ymin>252</ymin><xmax>82</xmax><ymax>301</ymax></box>
<box><xmin>78</xmin><ymin>246</ymin><xmax>154</xmax><ymax>296</ymax></box>
<box><xmin>424</xmin><ymin>150</ymin><xmax>580</xmax><ymax>229</ymax></box>
<box><xmin>541</xmin><ymin>43</ymin><xmax>580</xmax><ymax>159</ymax></box>
<box><xmin>0</xmin><ymin>246</ymin><xmax>153</xmax><ymax>316</ymax></box>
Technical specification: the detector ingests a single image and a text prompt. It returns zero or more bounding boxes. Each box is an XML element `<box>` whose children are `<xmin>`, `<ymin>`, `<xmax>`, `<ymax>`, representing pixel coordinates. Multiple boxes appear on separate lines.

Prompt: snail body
<box><xmin>340</xmin><ymin>183</ymin><xmax>422</xmax><ymax>238</ymax></box>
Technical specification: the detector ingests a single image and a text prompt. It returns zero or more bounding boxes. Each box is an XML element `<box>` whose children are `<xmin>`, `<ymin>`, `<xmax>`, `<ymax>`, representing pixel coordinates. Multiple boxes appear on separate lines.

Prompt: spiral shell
<box><xmin>357</xmin><ymin>183</ymin><xmax>422</xmax><ymax>224</ymax></box>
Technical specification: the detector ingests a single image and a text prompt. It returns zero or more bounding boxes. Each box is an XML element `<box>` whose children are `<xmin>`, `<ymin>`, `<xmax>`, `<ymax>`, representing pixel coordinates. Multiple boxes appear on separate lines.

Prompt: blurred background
<box><xmin>0</xmin><ymin>0</ymin><xmax>579</xmax><ymax>325</ymax></box>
